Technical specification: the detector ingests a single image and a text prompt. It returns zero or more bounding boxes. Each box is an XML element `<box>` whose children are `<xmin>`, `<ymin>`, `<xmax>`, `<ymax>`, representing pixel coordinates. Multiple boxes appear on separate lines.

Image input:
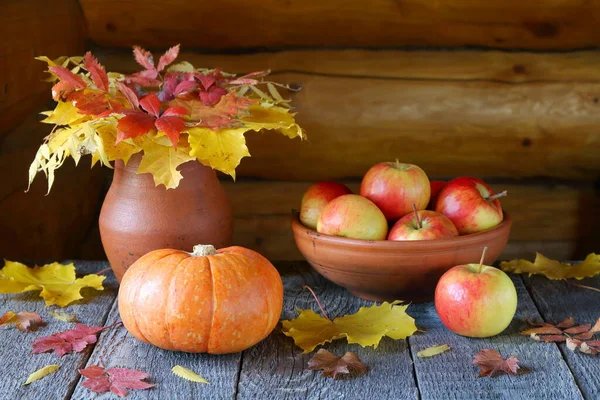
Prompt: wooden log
<box><xmin>523</xmin><ymin>275</ymin><xmax>600</xmax><ymax>400</ymax></box>
<box><xmin>79</xmin><ymin>0</ymin><xmax>600</xmax><ymax>50</ymax></box>
<box><xmin>408</xmin><ymin>276</ymin><xmax>583</xmax><ymax>399</ymax></box>
<box><xmin>0</xmin><ymin>0</ymin><xmax>86</xmax><ymax>135</ymax></box>
<box><xmin>0</xmin><ymin>261</ymin><xmax>117</xmax><ymax>399</ymax></box>
<box><xmin>99</xmin><ymin>50</ymin><xmax>600</xmax><ymax>181</ymax></box>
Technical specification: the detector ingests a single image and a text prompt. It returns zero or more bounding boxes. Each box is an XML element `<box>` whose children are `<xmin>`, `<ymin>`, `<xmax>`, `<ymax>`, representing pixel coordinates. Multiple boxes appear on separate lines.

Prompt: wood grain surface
<box><xmin>99</xmin><ymin>49</ymin><xmax>600</xmax><ymax>181</ymax></box>
<box><xmin>0</xmin><ymin>261</ymin><xmax>116</xmax><ymax>399</ymax></box>
<box><xmin>80</xmin><ymin>0</ymin><xmax>600</xmax><ymax>50</ymax></box>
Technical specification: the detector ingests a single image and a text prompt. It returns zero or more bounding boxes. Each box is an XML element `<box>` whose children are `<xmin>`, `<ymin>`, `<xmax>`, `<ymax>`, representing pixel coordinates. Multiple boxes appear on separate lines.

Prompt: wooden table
<box><xmin>0</xmin><ymin>261</ymin><xmax>598</xmax><ymax>399</ymax></box>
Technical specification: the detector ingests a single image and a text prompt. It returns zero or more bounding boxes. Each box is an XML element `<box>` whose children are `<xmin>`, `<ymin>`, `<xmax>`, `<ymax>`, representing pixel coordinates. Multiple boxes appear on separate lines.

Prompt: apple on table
<box><xmin>299</xmin><ymin>181</ymin><xmax>352</xmax><ymax>229</ymax></box>
<box><xmin>434</xmin><ymin>247</ymin><xmax>518</xmax><ymax>338</ymax></box>
<box><xmin>434</xmin><ymin>176</ymin><xmax>506</xmax><ymax>234</ymax></box>
<box><xmin>317</xmin><ymin>194</ymin><xmax>388</xmax><ymax>240</ymax></box>
<box><xmin>360</xmin><ymin>161</ymin><xmax>430</xmax><ymax>221</ymax></box>
<box><xmin>388</xmin><ymin>204</ymin><xmax>458</xmax><ymax>241</ymax></box>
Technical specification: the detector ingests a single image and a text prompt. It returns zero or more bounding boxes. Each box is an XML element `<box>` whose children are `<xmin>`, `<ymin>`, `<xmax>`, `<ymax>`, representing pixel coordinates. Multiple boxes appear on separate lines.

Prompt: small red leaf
<box><xmin>49</xmin><ymin>66</ymin><xmax>86</xmax><ymax>88</ymax></box>
<box><xmin>199</xmin><ymin>87</ymin><xmax>227</xmax><ymax>106</ymax></box>
<box><xmin>162</xmin><ymin>106</ymin><xmax>188</xmax><ymax>117</ymax></box>
<box><xmin>116</xmin><ymin>113</ymin><xmax>156</xmax><ymax>143</ymax></box>
<box><xmin>83</xmin><ymin>52</ymin><xmax>109</xmax><ymax>91</ymax></box>
<box><xmin>80</xmin><ymin>365</ymin><xmax>154</xmax><ymax>398</ymax></box>
<box><xmin>174</xmin><ymin>80</ymin><xmax>198</xmax><ymax>96</ymax></box>
<box><xmin>472</xmin><ymin>349</ymin><xmax>520</xmax><ymax>377</ymax></box>
<box><xmin>132</xmin><ymin>46</ymin><xmax>155</xmax><ymax>70</ymax></box>
<box><xmin>155</xmin><ymin>116</ymin><xmax>186</xmax><ymax>147</ymax></box>
<box><xmin>139</xmin><ymin>94</ymin><xmax>161</xmax><ymax>117</ymax></box>
<box><xmin>117</xmin><ymin>82</ymin><xmax>140</xmax><ymax>109</ymax></box>
<box><xmin>71</xmin><ymin>90</ymin><xmax>125</xmax><ymax>116</ymax></box>
<box><xmin>564</xmin><ymin>324</ymin><xmax>592</xmax><ymax>335</ymax></box>
<box><xmin>156</xmin><ymin>44</ymin><xmax>180</xmax><ymax>72</ymax></box>
<box><xmin>586</xmin><ymin>340</ymin><xmax>600</xmax><ymax>347</ymax></box>
<box><xmin>126</xmin><ymin>75</ymin><xmax>161</xmax><ymax>87</ymax></box>
<box><xmin>32</xmin><ymin>324</ymin><xmax>103</xmax><ymax>357</ymax></box>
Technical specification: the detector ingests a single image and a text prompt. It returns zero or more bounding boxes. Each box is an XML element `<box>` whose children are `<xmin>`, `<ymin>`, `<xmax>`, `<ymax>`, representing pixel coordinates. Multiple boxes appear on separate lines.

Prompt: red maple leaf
<box><xmin>472</xmin><ymin>349</ymin><xmax>520</xmax><ymax>377</ymax></box>
<box><xmin>83</xmin><ymin>52</ymin><xmax>109</xmax><ymax>92</ymax></box>
<box><xmin>32</xmin><ymin>323</ymin><xmax>103</xmax><ymax>357</ymax></box>
<box><xmin>49</xmin><ymin>66</ymin><xmax>87</xmax><ymax>101</ymax></box>
<box><xmin>116</xmin><ymin>93</ymin><xmax>188</xmax><ymax>146</ymax></box>
<box><xmin>126</xmin><ymin>45</ymin><xmax>180</xmax><ymax>87</ymax></box>
<box><xmin>79</xmin><ymin>365</ymin><xmax>154</xmax><ymax>398</ymax></box>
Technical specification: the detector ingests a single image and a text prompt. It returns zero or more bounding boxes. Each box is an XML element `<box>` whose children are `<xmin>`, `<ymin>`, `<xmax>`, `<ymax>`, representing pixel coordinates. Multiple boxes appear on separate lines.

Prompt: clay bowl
<box><xmin>291</xmin><ymin>212</ymin><xmax>511</xmax><ymax>302</ymax></box>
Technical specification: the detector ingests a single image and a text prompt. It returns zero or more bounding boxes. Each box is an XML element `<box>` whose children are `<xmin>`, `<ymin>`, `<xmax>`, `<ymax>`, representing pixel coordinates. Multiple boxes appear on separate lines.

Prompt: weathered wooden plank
<box><xmin>0</xmin><ymin>261</ymin><xmax>117</xmax><ymax>399</ymax></box>
<box><xmin>80</xmin><ymin>0</ymin><xmax>600</xmax><ymax>50</ymax></box>
<box><xmin>408</xmin><ymin>276</ymin><xmax>583</xmax><ymax>399</ymax></box>
<box><xmin>523</xmin><ymin>275</ymin><xmax>600</xmax><ymax>399</ymax></box>
<box><xmin>237</xmin><ymin>262</ymin><xmax>419</xmax><ymax>399</ymax></box>
<box><xmin>71</xmin><ymin>294</ymin><xmax>241</xmax><ymax>398</ymax></box>
<box><xmin>99</xmin><ymin>51</ymin><xmax>600</xmax><ymax>181</ymax></box>
<box><xmin>0</xmin><ymin>0</ymin><xmax>86</xmax><ymax>135</ymax></box>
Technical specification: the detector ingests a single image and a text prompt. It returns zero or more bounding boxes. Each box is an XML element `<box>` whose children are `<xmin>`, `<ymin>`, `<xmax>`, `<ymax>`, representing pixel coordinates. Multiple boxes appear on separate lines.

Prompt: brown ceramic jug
<box><xmin>99</xmin><ymin>154</ymin><xmax>233</xmax><ymax>282</ymax></box>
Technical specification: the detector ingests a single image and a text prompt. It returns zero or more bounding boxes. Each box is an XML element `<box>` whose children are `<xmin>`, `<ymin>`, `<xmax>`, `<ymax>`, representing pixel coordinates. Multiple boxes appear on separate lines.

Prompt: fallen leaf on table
<box><xmin>0</xmin><ymin>260</ymin><xmax>105</xmax><ymax>307</ymax></box>
<box><xmin>500</xmin><ymin>253</ymin><xmax>600</xmax><ymax>280</ymax></box>
<box><xmin>472</xmin><ymin>349</ymin><xmax>520</xmax><ymax>377</ymax></box>
<box><xmin>521</xmin><ymin>317</ymin><xmax>600</xmax><ymax>354</ymax></box>
<box><xmin>417</xmin><ymin>344</ymin><xmax>451</xmax><ymax>358</ymax></box>
<box><xmin>79</xmin><ymin>365</ymin><xmax>154</xmax><ymax>398</ymax></box>
<box><xmin>0</xmin><ymin>311</ymin><xmax>43</xmax><ymax>331</ymax></box>
<box><xmin>24</xmin><ymin>364</ymin><xmax>60</xmax><ymax>385</ymax></box>
<box><xmin>32</xmin><ymin>323</ymin><xmax>103</xmax><ymax>356</ymax></box>
<box><xmin>282</xmin><ymin>301</ymin><xmax>417</xmax><ymax>353</ymax></box>
<box><xmin>48</xmin><ymin>310</ymin><xmax>78</xmax><ymax>323</ymax></box>
<box><xmin>171</xmin><ymin>365</ymin><xmax>210</xmax><ymax>384</ymax></box>
<box><xmin>307</xmin><ymin>349</ymin><xmax>366</xmax><ymax>379</ymax></box>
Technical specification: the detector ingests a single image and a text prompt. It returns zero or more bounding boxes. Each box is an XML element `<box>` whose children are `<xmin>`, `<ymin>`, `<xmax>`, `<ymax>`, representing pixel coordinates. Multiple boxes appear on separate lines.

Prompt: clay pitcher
<box><xmin>99</xmin><ymin>154</ymin><xmax>233</xmax><ymax>281</ymax></box>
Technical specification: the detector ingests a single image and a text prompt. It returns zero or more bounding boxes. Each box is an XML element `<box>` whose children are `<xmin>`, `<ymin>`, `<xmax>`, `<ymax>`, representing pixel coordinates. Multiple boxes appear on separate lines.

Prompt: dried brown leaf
<box><xmin>556</xmin><ymin>317</ymin><xmax>575</xmax><ymax>328</ymax></box>
<box><xmin>563</xmin><ymin>324</ymin><xmax>592</xmax><ymax>335</ymax></box>
<box><xmin>540</xmin><ymin>335</ymin><xmax>568</xmax><ymax>343</ymax></box>
<box><xmin>520</xmin><ymin>326</ymin><xmax>563</xmax><ymax>336</ymax></box>
<box><xmin>472</xmin><ymin>349</ymin><xmax>520</xmax><ymax>377</ymax></box>
<box><xmin>307</xmin><ymin>349</ymin><xmax>366</xmax><ymax>379</ymax></box>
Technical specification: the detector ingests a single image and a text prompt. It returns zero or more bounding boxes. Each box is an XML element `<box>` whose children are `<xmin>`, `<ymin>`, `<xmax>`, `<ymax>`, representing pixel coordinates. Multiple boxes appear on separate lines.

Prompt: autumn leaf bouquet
<box><xmin>28</xmin><ymin>45</ymin><xmax>303</xmax><ymax>191</ymax></box>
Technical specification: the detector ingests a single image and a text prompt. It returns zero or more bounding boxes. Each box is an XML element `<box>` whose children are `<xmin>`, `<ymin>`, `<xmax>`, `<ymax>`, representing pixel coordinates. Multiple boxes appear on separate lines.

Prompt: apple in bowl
<box><xmin>435</xmin><ymin>177</ymin><xmax>505</xmax><ymax>235</ymax></box>
<box><xmin>317</xmin><ymin>194</ymin><xmax>388</xmax><ymax>240</ymax></box>
<box><xmin>360</xmin><ymin>161</ymin><xmax>430</xmax><ymax>220</ymax></box>
<box><xmin>299</xmin><ymin>181</ymin><xmax>353</xmax><ymax>229</ymax></box>
<box><xmin>388</xmin><ymin>206</ymin><xmax>458</xmax><ymax>241</ymax></box>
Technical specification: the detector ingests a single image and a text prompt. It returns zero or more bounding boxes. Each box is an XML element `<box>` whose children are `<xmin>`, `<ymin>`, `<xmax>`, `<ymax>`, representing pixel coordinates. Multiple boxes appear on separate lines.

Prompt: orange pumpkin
<box><xmin>118</xmin><ymin>244</ymin><xmax>283</xmax><ymax>354</ymax></box>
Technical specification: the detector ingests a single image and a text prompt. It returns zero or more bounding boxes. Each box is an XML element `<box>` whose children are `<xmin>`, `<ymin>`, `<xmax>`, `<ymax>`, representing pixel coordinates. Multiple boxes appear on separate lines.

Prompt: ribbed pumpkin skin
<box><xmin>118</xmin><ymin>246</ymin><xmax>283</xmax><ymax>354</ymax></box>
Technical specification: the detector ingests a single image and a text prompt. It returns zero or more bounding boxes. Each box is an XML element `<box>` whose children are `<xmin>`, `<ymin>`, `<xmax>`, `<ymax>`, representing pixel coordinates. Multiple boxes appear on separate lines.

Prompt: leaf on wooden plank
<box><xmin>500</xmin><ymin>253</ymin><xmax>600</xmax><ymax>280</ymax></box>
<box><xmin>472</xmin><ymin>349</ymin><xmax>520</xmax><ymax>377</ymax></box>
<box><xmin>48</xmin><ymin>310</ymin><xmax>78</xmax><ymax>323</ymax></box>
<box><xmin>0</xmin><ymin>311</ymin><xmax>43</xmax><ymax>332</ymax></box>
<box><xmin>417</xmin><ymin>344</ymin><xmax>451</xmax><ymax>358</ymax></box>
<box><xmin>522</xmin><ymin>316</ymin><xmax>600</xmax><ymax>348</ymax></box>
<box><xmin>32</xmin><ymin>324</ymin><xmax>104</xmax><ymax>357</ymax></box>
<box><xmin>0</xmin><ymin>260</ymin><xmax>105</xmax><ymax>307</ymax></box>
<box><xmin>282</xmin><ymin>301</ymin><xmax>417</xmax><ymax>353</ymax></box>
<box><xmin>171</xmin><ymin>365</ymin><xmax>210</xmax><ymax>384</ymax></box>
<box><xmin>520</xmin><ymin>326</ymin><xmax>563</xmax><ymax>336</ymax></box>
<box><xmin>24</xmin><ymin>365</ymin><xmax>60</xmax><ymax>385</ymax></box>
<box><xmin>307</xmin><ymin>349</ymin><xmax>366</xmax><ymax>379</ymax></box>
<box><xmin>80</xmin><ymin>365</ymin><xmax>154</xmax><ymax>397</ymax></box>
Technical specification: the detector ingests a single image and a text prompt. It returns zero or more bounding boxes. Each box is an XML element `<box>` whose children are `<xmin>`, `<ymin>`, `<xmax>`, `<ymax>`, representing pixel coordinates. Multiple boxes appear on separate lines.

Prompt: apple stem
<box><xmin>478</xmin><ymin>246</ymin><xmax>488</xmax><ymax>274</ymax></box>
<box><xmin>412</xmin><ymin>203</ymin><xmax>422</xmax><ymax>229</ymax></box>
<box><xmin>486</xmin><ymin>190</ymin><xmax>507</xmax><ymax>202</ymax></box>
<box><xmin>564</xmin><ymin>279</ymin><xmax>600</xmax><ymax>293</ymax></box>
<box><xmin>303</xmin><ymin>285</ymin><xmax>332</xmax><ymax>322</ymax></box>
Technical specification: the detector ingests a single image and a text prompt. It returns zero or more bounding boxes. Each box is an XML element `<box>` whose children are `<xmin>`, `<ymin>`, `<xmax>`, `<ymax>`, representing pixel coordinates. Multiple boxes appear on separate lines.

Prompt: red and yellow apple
<box><xmin>388</xmin><ymin>208</ymin><xmax>458</xmax><ymax>241</ymax></box>
<box><xmin>360</xmin><ymin>161</ymin><xmax>430</xmax><ymax>221</ymax></box>
<box><xmin>434</xmin><ymin>250</ymin><xmax>517</xmax><ymax>338</ymax></box>
<box><xmin>427</xmin><ymin>180</ymin><xmax>446</xmax><ymax>210</ymax></box>
<box><xmin>434</xmin><ymin>177</ymin><xmax>504</xmax><ymax>235</ymax></box>
<box><xmin>299</xmin><ymin>181</ymin><xmax>353</xmax><ymax>229</ymax></box>
<box><xmin>317</xmin><ymin>194</ymin><xmax>388</xmax><ymax>240</ymax></box>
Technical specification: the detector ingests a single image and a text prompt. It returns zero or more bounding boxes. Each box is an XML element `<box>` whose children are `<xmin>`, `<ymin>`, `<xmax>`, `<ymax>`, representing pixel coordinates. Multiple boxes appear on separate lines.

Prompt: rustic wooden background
<box><xmin>1</xmin><ymin>0</ymin><xmax>599</xmax><ymax>262</ymax></box>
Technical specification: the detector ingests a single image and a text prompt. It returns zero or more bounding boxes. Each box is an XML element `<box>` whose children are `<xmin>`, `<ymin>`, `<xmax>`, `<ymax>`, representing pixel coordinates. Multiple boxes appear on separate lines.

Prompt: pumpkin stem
<box><xmin>191</xmin><ymin>245</ymin><xmax>218</xmax><ymax>257</ymax></box>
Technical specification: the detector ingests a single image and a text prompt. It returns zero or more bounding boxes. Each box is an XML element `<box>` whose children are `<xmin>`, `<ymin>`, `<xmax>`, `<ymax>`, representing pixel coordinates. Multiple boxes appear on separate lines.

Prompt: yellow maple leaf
<box><xmin>40</xmin><ymin>101</ymin><xmax>87</xmax><ymax>126</ymax></box>
<box><xmin>187</xmin><ymin>127</ymin><xmax>250</xmax><ymax>179</ymax></box>
<box><xmin>500</xmin><ymin>253</ymin><xmax>600</xmax><ymax>280</ymax></box>
<box><xmin>0</xmin><ymin>261</ymin><xmax>105</xmax><ymax>307</ymax></box>
<box><xmin>282</xmin><ymin>301</ymin><xmax>417</xmax><ymax>353</ymax></box>
<box><xmin>242</xmin><ymin>105</ymin><xmax>304</xmax><ymax>139</ymax></box>
<box><xmin>136</xmin><ymin>139</ymin><xmax>194</xmax><ymax>189</ymax></box>
<box><xmin>96</xmin><ymin>122</ymin><xmax>141</xmax><ymax>165</ymax></box>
